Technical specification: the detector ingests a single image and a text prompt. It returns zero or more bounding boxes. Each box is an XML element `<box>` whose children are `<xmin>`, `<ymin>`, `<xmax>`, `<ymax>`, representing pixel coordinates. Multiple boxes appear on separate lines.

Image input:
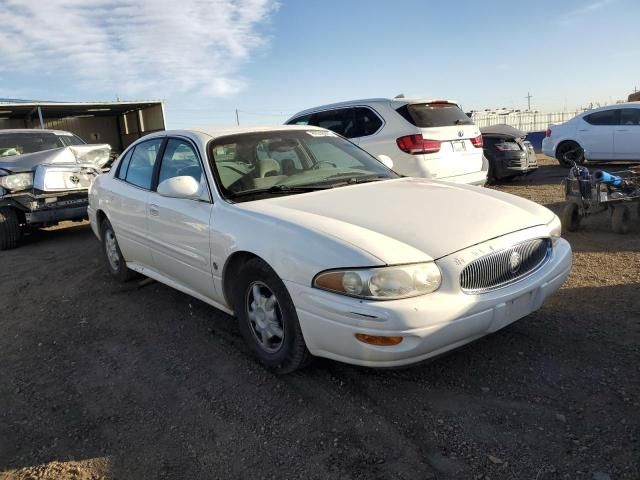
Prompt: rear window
<box><xmin>396</xmin><ymin>103</ymin><xmax>473</xmax><ymax>128</ymax></box>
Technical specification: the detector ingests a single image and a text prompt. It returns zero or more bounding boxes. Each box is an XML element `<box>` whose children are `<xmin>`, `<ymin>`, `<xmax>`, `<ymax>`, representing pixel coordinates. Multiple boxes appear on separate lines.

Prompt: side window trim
<box><xmin>153</xmin><ymin>135</ymin><xmax>213</xmax><ymax>203</ymax></box>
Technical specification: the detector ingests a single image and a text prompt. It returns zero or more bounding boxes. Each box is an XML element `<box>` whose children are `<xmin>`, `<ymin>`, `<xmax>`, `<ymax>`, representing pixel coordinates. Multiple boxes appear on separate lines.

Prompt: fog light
<box><xmin>355</xmin><ymin>334</ymin><xmax>403</xmax><ymax>346</ymax></box>
<box><xmin>44</xmin><ymin>197</ymin><xmax>58</xmax><ymax>204</ymax></box>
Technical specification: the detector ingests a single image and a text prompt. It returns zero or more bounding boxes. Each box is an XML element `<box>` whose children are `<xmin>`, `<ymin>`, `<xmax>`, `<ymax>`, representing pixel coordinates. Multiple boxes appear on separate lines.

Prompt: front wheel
<box><xmin>233</xmin><ymin>258</ymin><xmax>311</xmax><ymax>374</ymax></box>
<box><xmin>0</xmin><ymin>207</ymin><xmax>21</xmax><ymax>250</ymax></box>
<box><xmin>101</xmin><ymin>219</ymin><xmax>136</xmax><ymax>281</ymax></box>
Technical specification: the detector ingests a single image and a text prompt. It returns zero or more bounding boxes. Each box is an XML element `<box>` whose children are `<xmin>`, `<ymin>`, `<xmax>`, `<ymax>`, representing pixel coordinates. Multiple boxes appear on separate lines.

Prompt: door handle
<box><xmin>149</xmin><ymin>204</ymin><xmax>159</xmax><ymax>216</ymax></box>
<box><xmin>616</xmin><ymin>129</ymin><xmax>629</xmax><ymax>132</ymax></box>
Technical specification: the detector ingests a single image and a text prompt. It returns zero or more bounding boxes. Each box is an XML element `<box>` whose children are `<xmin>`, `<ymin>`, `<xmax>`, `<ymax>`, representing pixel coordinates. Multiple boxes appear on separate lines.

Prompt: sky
<box><xmin>1</xmin><ymin>0</ymin><xmax>639</xmax><ymax>128</ymax></box>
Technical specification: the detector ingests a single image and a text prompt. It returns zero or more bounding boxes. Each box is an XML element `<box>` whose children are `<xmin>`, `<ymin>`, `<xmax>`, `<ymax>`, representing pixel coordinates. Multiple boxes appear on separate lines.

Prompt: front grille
<box><xmin>460</xmin><ymin>238</ymin><xmax>551</xmax><ymax>293</ymax></box>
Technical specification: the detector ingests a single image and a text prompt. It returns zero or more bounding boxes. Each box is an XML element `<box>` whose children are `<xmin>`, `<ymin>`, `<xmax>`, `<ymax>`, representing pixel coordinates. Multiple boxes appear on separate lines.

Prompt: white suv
<box><xmin>542</xmin><ymin>103</ymin><xmax>640</xmax><ymax>167</ymax></box>
<box><xmin>286</xmin><ymin>98</ymin><xmax>487</xmax><ymax>185</ymax></box>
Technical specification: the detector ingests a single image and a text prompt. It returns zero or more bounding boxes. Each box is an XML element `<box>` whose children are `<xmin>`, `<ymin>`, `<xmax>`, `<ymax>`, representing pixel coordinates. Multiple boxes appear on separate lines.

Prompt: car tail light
<box><xmin>470</xmin><ymin>135</ymin><xmax>483</xmax><ymax>148</ymax></box>
<box><xmin>545</xmin><ymin>128</ymin><xmax>551</xmax><ymax>137</ymax></box>
<box><xmin>396</xmin><ymin>134</ymin><xmax>441</xmax><ymax>154</ymax></box>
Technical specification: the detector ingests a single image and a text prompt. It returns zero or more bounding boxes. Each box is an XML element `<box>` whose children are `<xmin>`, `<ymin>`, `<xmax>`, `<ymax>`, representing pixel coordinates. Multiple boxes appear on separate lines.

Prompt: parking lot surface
<box><xmin>1</xmin><ymin>157</ymin><xmax>639</xmax><ymax>480</ymax></box>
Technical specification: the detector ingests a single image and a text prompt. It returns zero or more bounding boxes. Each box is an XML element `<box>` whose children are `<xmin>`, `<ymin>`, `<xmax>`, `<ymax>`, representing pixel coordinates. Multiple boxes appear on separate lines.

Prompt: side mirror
<box><xmin>157</xmin><ymin>176</ymin><xmax>201</xmax><ymax>200</ymax></box>
<box><xmin>377</xmin><ymin>154</ymin><xmax>394</xmax><ymax>169</ymax></box>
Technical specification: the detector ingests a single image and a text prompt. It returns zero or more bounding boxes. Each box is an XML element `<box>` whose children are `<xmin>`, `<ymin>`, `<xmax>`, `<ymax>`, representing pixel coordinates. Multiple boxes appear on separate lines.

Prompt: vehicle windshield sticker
<box><xmin>306</xmin><ymin>130</ymin><xmax>336</xmax><ymax>137</ymax></box>
<box><xmin>55</xmin><ymin>132</ymin><xmax>75</xmax><ymax>136</ymax></box>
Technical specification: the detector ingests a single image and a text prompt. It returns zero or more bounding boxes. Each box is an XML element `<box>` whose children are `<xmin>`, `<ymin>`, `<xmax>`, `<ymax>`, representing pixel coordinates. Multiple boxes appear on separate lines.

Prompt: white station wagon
<box><xmin>89</xmin><ymin>126</ymin><xmax>572</xmax><ymax>373</ymax></box>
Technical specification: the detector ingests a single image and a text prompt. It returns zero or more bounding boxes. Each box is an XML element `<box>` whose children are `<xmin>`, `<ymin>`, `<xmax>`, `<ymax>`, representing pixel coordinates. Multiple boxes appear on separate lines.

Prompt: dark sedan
<box><xmin>481</xmin><ymin>125</ymin><xmax>538</xmax><ymax>182</ymax></box>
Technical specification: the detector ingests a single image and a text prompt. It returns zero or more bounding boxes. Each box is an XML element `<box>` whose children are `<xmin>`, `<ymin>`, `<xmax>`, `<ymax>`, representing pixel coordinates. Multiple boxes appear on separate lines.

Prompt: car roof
<box><xmin>288</xmin><ymin>97</ymin><xmax>459</xmax><ymax>119</ymax></box>
<box><xmin>579</xmin><ymin>102</ymin><xmax>640</xmax><ymax>115</ymax></box>
<box><xmin>139</xmin><ymin>125</ymin><xmax>329</xmax><ymax>144</ymax></box>
<box><xmin>0</xmin><ymin>128</ymin><xmax>77</xmax><ymax>135</ymax></box>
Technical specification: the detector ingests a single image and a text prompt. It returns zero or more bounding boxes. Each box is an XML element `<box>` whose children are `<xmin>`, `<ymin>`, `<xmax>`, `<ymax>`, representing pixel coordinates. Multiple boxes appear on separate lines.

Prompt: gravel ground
<box><xmin>1</xmin><ymin>156</ymin><xmax>638</xmax><ymax>480</ymax></box>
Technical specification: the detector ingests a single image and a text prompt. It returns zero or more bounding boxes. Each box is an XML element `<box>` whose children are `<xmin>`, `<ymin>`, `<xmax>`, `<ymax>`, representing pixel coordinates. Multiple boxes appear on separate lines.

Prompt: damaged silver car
<box><xmin>0</xmin><ymin>129</ymin><xmax>110</xmax><ymax>249</ymax></box>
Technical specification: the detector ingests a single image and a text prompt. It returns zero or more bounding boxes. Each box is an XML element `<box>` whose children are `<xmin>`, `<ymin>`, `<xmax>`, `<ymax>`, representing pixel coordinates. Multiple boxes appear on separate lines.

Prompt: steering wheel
<box><xmin>312</xmin><ymin>161</ymin><xmax>337</xmax><ymax>170</ymax></box>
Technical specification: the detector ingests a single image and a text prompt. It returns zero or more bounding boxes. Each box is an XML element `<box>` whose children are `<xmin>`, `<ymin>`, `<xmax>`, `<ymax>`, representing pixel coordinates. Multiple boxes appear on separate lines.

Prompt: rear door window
<box><xmin>396</xmin><ymin>103</ymin><xmax>473</xmax><ymax>127</ymax></box>
<box><xmin>584</xmin><ymin>110</ymin><xmax>619</xmax><ymax>126</ymax></box>
<box><xmin>353</xmin><ymin>107</ymin><xmax>383</xmax><ymax>137</ymax></box>
<box><xmin>124</xmin><ymin>138</ymin><xmax>163</xmax><ymax>189</ymax></box>
<box><xmin>311</xmin><ymin>108</ymin><xmax>358</xmax><ymax>138</ymax></box>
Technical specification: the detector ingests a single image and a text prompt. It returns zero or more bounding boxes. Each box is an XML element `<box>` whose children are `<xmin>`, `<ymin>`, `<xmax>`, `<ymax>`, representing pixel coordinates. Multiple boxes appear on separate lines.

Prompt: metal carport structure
<box><xmin>0</xmin><ymin>99</ymin><xmax>166</xmax><ymax>153</ymax></box>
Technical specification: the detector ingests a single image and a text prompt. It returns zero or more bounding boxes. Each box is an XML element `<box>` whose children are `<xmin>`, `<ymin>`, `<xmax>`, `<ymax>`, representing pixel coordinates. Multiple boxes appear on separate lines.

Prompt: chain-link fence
<box><xmin>470</xmin><ymin>110</ymin><xmax>584</xmax><ymax>132</ymax></box>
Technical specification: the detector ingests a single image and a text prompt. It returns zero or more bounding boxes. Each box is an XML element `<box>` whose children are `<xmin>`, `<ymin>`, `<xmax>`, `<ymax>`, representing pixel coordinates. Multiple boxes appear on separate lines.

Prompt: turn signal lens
<box><xmin>355</xmin><ymin>334</ymin><xmax>403</xmax><ymax>346</ymax></box>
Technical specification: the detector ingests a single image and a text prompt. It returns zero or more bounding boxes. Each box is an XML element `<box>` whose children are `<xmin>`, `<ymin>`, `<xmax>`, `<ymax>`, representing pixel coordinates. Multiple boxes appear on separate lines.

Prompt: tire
<box><xmin>233</xmin><ymin>258</ymin><xmax>311</xmax><ymax>374</ymax></box>
<box><xmin>556</xmin><ymin>141</ymin><xmax>581</xmax><ymax>168</ymax></box>
<box><xmin>101</xmin><ymin>218</ymin><xmax>136</xmax><ymax>281</ymax></box>
<box><xmin>561</xmin><ymin>202</ymin><xmax>581</xmax><ymax>232</ymax></box>
<box><xmin>0</xmin><ymin>207</ymin><xmax>21</xmax><ymax>250</ymax></box>
<box><xmin>611</xmin><ymin>205</ymin><xmax>630</xmax><ymax>234</ymax></box>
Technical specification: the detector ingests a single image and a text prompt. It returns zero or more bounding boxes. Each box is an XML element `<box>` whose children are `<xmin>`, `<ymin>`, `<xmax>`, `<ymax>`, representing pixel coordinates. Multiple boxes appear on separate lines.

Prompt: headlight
<box><xmin>547</xmin><ymin>214</ymin><xmax>562</xmax><ymax>240</ymax></box>
<box><xmin>0</xmin><ymin>172</ymin><xmax>33</xmax><ymax>191</ymax></box>
<box><xmin>313</xmin><ymin>263</ymin><xmax>441</xmax><ymax>300</ymax></box>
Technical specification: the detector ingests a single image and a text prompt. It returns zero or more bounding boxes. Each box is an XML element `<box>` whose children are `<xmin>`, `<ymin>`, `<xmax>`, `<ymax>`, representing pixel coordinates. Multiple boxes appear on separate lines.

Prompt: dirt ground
<box><xmin>1</xmin><ymin>156</ymin><xmax>638</xmax><ymax>480</ymax></box>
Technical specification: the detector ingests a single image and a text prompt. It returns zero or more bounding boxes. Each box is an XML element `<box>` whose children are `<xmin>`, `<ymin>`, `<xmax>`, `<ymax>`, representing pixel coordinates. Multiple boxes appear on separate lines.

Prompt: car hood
<box><xmin>0</xmin><ymin>144</ymin><xmax>111</xmax><ymax>173</ymax></box>
<box><xmin>238</xmin><ymin>178</ymin><xmax>555</xmax><ymax>263</ymax></box>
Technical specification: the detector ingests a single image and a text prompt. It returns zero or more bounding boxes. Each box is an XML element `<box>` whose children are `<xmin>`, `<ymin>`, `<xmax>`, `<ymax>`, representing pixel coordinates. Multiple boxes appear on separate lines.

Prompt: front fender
<box><xmin>211</xmin><ymin>202</ymin><xmax>386</xmax><ymax>288</ymax></box>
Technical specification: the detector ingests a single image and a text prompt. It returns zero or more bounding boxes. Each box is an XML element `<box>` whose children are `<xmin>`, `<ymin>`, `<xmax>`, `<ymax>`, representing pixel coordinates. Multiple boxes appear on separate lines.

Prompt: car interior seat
<box><xmin>258</xmin><ymin>158</ymin><xmax>281</xmax><ymax>178</ymax></box>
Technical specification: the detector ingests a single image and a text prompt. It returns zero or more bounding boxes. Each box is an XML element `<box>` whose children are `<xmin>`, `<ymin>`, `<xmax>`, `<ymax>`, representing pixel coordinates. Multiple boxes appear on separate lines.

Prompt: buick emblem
<box><xmin>69</xmin><ymin>175</ymin><xmax>80</xmax><ymax>185</ymax></box>
<box><xmin>458</xmin><ymin>130</ymin><xmax>464</xmax><ymax>138</ymax></box>
<box><xmin>509</xmin><ymin>251</ymin><xmax>522</xmax><ymax>274</ymax></box>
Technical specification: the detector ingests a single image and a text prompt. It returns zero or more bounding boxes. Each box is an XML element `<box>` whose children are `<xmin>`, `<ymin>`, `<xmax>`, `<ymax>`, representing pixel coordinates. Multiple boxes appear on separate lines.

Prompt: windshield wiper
<box><xmin>228</xmin><ymin>184</ymin><xmax>334</xmax><ymax>199</ymax></box>
<box><xmin>320</xmin><ymin>173</ymin><xmax>390</xmax><ymax>185</ymax></box>
<box><xmin>454</xmin><ymin>119</ymin><xmax>473</xmax><ymax>125</ymax></box>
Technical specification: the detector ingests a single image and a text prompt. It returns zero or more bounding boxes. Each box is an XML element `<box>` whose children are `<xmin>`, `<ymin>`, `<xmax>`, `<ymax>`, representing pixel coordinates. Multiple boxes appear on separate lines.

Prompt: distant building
<box><xmin>0</xmin><ymin>99</ymin><xmax>166</xmax><ymax>153</ymax></box>
<box><xmin>629</xmin><ymin>90</ymin><xmax>640</xmax><ymax>102</ymax></box>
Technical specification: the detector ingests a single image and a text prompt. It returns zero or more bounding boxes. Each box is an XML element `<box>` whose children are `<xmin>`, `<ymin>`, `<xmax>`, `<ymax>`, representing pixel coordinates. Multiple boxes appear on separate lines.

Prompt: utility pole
<box><xmin>525</xmin><ymin>92</ymin><xmax>533</xmax><ymax>111</ymax></box>
<box><xmin>235</xmin><ymin>109</ymin><xmax>240</xmax><ymax>126</ymax></box>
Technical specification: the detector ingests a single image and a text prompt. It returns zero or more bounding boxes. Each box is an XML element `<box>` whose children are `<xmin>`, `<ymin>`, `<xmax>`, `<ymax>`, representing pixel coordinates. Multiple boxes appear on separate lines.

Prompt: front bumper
<box><xmin>287</xmin><ymin>231</ymin><xmax>571</xmax><ymax>368</ymax></box>
<box><xmin>493</xmin><ymin>152</ymin><xmax>538</xmax><ymax>177</ymax></box>
<box><xmin>1</xmin><ymin>190</ymin><xmax>89</xmax><ymax>226</ymax></box>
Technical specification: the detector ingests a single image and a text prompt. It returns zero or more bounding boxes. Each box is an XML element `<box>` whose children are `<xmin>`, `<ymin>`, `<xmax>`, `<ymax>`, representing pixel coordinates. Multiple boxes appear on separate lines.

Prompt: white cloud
<box><xmin>556</xmin><ymin>0</ymin><xmax>616</xmax><ymax>24</ymax></box>
<box><xmin>0</xmin><ymin>0</ymin><xmax>278</xmax><ymax>97</ymax></box>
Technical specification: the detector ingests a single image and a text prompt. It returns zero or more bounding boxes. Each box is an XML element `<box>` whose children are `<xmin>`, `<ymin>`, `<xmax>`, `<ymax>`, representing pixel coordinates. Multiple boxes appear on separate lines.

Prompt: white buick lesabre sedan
<box><xmin>88</xmin><ymin>126</ymin><xmax>572</xmax><ymax>373</ymax></box>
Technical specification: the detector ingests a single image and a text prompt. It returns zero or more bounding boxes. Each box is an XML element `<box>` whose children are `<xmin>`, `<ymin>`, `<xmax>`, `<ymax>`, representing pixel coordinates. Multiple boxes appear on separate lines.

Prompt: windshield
<box><xmin>0</xmin><ymin>132</ymin><xmax>85</xmax><ymax>157</ymax></box>
<box><xmin>209</xmin><ymin>130</ymin><xmax>398</xmax><ymax>201</ymax></box>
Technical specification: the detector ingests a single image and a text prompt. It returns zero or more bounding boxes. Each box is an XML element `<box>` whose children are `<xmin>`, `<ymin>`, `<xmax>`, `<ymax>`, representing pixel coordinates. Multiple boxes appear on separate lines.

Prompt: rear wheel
<box><xmin>556</xmin><ymin>141</ymin><xmax>582</xmax><ymax>168</ymax></box>
<box><xmin>562</xmin><ymin>202</ymin><xmax>582</xmax><ymax>232</ymax></box>
<box><xmin>233</xmin><ymin>258</ymin><xmax>311</xmax><ymax>374</ymax></box>
<box><xmin>0</xmin><ymin>207</ymin><xmax>21</xmax><ymax>250</ymax></box>
<box><xmin>611</xmin><ymin>205</ymin><xmax>630</xmax><ymax>234</ymax></box>
<box><xmin>101</xmin><ymin>219</ymin><xmax>136</xmax><ymax>281</ymax></box>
